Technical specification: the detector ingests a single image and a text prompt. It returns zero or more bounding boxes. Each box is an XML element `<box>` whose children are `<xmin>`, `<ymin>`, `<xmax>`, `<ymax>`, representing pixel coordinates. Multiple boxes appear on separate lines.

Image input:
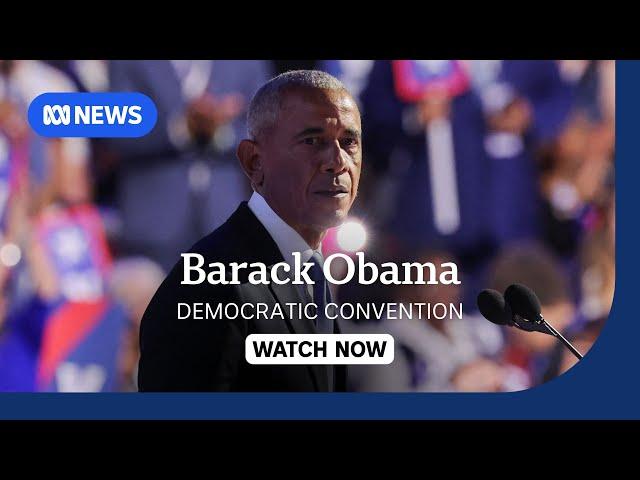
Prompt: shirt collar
<box><xmin>248</xmin><ymin>191</ymin><xmax>321</xmax><ymax>266</ymax></box>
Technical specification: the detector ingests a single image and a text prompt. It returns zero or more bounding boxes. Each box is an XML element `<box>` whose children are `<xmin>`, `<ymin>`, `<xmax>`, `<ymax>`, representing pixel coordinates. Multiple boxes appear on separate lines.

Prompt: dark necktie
<box><xmin>309</xmin><ymin>251</ymin><xmax>335</xmax><ymax>392</ymax></box>
<box><xmin>310</xmin><ymin>251</ymin><xmax>334</xmax><ymax>334</ymax></box>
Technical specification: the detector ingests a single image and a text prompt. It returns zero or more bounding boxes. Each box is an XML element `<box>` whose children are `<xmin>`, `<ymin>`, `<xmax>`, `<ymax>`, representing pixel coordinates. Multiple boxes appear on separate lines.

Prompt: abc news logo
<box><xmin>42</xmin><ymin>104</ymin><xmax>143</xmax><ymax>126</ymax></box>
<box><xmin>29</xmin><ymin>92</ymin><xmax>157</xmax><ymax>138</ymax></box>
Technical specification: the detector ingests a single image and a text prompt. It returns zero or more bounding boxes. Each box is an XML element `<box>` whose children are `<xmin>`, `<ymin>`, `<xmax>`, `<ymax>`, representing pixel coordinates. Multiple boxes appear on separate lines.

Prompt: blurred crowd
<box><xmin>0</xmin><ymin>60</ymin><xmax>615</xmax><ymax>392</ymax></box>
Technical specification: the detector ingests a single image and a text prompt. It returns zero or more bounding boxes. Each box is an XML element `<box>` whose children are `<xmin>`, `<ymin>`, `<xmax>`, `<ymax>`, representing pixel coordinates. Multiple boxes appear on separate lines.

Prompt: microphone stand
<box><xmin>511</xmin><ymin>313</ymin><xmax>584</xmax><ymax>360</ymax></box>
<box><xmin>540</xmin><ymin>319</ymin><xmax>584</xmax><ymax>360</ymax></box>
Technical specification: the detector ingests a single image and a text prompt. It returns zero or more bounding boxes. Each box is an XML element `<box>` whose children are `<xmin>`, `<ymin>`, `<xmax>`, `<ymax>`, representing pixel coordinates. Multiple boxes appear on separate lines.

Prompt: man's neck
<box><xmin>291</xmin><ymin>224</ymin><xmax>325</xmax><ymax>251</ymax></box>
<box><xmin>259</xmin><ymin>193</ymin><xmax>325</xmax><ymax>250</ymax></box>
<box><xmin>248</xmin><ymin>191</ymin><xmax>326</xmax><ymax>254</ymax></box>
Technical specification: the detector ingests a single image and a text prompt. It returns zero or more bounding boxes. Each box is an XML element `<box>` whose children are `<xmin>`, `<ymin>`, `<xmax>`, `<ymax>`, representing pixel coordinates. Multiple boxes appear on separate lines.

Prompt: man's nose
<box><xmin>320</xmin><ymin>139</ymin><xmax>349</xmax><ymax>174</ymax></box>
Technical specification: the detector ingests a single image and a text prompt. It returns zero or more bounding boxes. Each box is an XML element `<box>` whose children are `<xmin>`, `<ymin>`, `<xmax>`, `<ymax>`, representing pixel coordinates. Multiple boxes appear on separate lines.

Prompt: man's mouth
<box><xmin>313</xmin><ymin>187</ymin><xmax>349</xmax><ymax>198</ymax></box>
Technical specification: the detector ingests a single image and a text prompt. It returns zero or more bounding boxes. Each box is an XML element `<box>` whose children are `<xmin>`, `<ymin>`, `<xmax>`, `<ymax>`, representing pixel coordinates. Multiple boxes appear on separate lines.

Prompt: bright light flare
<box><xmin>336</xmin><ymin>220</ymin><xmax>367</xmax><ymax>252</ymax></box>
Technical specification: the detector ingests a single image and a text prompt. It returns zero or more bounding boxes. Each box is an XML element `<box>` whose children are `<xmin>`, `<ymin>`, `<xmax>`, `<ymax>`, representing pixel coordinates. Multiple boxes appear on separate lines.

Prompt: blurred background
<box><xmin>0</xmin><ymin>60</ymin><xmax>615</xmax><ymax>392</ymax></box>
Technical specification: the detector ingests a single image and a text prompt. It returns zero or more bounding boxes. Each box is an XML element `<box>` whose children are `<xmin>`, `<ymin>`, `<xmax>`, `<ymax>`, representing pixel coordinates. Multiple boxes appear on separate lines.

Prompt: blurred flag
<box><xmin>32</xmin><ymin>203</ymin><xmax>127</xmax><ymax>392</ymax></box>
<box><xmin>36</xmin><ymin>299</ymin><xmax>127</xmax><ymax>392</ymax></box>
<box><xmin>392</xmin><ymin>60</ymin><xmax>470</xmax><ymax>102</ymax></box>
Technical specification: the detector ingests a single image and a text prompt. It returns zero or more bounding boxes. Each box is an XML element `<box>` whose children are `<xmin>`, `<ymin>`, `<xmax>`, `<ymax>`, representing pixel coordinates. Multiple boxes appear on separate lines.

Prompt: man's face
<box><xmin>256</xmin><ymin>87</ymin><xmax>362</xmax><ymax>236</ymax></box>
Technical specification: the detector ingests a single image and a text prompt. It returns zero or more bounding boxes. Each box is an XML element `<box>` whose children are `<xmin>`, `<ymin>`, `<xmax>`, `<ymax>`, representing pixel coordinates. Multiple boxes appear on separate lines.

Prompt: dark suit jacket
<box><xmin>138</xmin><ymin>202</ymin><xmax>347</xmax><ymax>392</ymax></box>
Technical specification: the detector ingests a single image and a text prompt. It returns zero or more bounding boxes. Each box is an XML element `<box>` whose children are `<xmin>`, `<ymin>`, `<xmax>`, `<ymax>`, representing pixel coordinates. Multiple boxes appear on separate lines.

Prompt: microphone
<box><xmin>477</xmin><ymin>285</ymin><xmax>584</xmax><ymax>360</ymax></box>
<box><xmin>477</xmin><ymin>289</ymin><xmax>512</xmax><ymax>326</ymax></box>
<box><xmin>503</xmin><ymin>283</ymin><xmax>548</xmax><ymax>334</ymax></box>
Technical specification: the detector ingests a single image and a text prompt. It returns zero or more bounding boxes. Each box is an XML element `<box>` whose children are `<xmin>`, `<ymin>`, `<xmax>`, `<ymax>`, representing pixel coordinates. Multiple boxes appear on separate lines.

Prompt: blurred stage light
<box><xmin>336</xmin><ymin>219</ymin><xmax>367</xmax><ymax>252</ymax></box>
<box><xmin>0</xmin><ymin>242</ymin><xmax>21</xmax><ymax>267</ymax></box>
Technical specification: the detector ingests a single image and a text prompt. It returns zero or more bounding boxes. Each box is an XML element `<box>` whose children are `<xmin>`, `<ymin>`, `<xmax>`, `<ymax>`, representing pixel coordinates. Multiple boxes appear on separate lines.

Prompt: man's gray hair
<box><xmin>247</xmin><ymin>70</ymin><xmax>348</xmax><ymax>140</ymax></box>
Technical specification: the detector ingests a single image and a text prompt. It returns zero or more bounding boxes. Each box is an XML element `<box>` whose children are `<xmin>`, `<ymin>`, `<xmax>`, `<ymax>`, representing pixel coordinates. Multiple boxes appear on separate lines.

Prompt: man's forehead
<box><xmin>278</xmin><ymin>87</ymin><xmax>360</xmax><ymax>125</ymax></box>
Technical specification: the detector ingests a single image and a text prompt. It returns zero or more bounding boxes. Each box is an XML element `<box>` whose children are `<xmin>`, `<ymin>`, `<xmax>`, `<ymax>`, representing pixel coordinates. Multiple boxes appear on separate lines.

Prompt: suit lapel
<box><xmin>267</xmin><ymin>275</ymin><xmax>329</xmax><ymax>392</ymax></box>
<box><xmin>227</xmin><ymin>202</ymin><xmax>331</xmax><ymax>392</ymax></box>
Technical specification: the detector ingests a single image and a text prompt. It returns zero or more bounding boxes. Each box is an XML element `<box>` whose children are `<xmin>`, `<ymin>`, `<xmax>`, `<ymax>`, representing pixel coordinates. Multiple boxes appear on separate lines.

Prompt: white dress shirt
<box><xmin>248</xmin><ymin>191</ymin><xmax>321</xmax><ymax>299</ymax></box>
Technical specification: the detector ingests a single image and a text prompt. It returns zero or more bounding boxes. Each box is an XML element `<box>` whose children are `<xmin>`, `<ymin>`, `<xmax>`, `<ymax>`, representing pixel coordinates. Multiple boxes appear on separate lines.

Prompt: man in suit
<box><xmin>138</xmin><ymin>70</ymin><xmax>363</xmax><ymax>392</ymax></box>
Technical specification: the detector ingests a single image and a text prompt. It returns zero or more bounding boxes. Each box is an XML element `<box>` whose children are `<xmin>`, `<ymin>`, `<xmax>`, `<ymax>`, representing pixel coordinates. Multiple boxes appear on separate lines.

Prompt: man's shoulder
<box><xmin>166</xmin><ymin>200</ymin><xmax>281</xmax><ymax>276</ymax></box>
<box><xmin>188</xmin><ymin>214</ymin><xmax>249</xmax><ymax>263</ymax></box>
<box><xmin>141</xmin><ymin>206</ymin><xmax>251</xmax><ymax>320</ymax></box>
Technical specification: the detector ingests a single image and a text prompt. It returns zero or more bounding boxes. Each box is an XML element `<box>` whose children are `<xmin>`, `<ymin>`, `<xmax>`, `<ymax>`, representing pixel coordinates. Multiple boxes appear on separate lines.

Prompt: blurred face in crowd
<box><xmin>554</xmin><ymin>115</ymin><xmax>593</xmax><ymax>173</ymax></box>
<box><xmin>238</xmin><ymin>87</ymin><xmax>362</xmax><ymax>248</ymax></box>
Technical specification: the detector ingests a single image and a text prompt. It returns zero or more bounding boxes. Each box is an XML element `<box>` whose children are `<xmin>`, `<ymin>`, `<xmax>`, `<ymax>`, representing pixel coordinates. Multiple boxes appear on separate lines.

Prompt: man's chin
<box><xmin>307</xmin><ymin>208</ymin><xmax>349</xmax><ymax>232</ymax></box>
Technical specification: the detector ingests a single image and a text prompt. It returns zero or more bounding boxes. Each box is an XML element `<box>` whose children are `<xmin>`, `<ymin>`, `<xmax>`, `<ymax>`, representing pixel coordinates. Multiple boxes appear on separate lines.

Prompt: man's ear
<box><xmin>237</xmin><ymin>139</ymin><xmax>264</xmax><ymax>190</ymax></box>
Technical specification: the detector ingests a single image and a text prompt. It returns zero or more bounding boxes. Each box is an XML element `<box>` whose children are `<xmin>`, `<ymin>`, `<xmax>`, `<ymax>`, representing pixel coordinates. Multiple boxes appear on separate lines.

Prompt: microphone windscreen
<box><xmin>477</xmin><ymin>289</ymin><xmax>510</xmax><ymax>325</ymax></box>
<box><xmin>504</xmin><ymin>283</ymin><xmax>542</xmax><ymax>319</ymax></box>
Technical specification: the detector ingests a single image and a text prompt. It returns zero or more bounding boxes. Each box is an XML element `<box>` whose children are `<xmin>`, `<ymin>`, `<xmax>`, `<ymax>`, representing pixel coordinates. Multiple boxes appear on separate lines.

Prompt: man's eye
<box><xmin>303</xmin><ymin>137</ymin><xmax>321</xmax><ymax>146</ymax></box>
<box><xmin>341</xmin><ymin>137</ymin><xmax>358</xmax><ymax>148</ymax></box>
